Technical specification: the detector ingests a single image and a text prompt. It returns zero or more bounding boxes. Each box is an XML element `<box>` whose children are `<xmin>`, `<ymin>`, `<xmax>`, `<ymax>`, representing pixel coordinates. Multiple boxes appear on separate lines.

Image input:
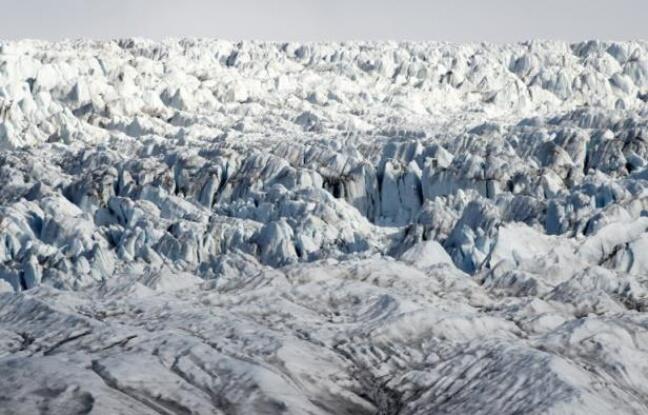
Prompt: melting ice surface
<box><xmin>1</xmin><ymin>39</ymin><xmax>648</xmax><ymax>414</ymax></box>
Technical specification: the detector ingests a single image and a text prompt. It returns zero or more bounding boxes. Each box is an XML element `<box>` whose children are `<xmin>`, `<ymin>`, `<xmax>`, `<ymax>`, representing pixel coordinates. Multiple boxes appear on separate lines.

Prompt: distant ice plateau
<box><xmin>1</xmin><ymin>39</ymin><xmax>648</xmax><ymax>414</ymax></box>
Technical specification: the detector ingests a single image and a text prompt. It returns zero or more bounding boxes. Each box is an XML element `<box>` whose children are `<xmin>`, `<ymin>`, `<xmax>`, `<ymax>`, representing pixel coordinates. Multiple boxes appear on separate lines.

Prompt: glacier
<box><xmin>0</xmin><ymin>38</ymin><xmax>648</xmax><ymax>414</ymax></box>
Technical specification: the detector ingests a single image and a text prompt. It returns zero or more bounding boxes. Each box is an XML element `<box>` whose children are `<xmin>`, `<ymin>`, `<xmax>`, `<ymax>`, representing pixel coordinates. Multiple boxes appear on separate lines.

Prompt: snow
<box><xmin>0</xmin><ymin>38</ymin><xmax>648</xmax><ymax>413</ymax></box>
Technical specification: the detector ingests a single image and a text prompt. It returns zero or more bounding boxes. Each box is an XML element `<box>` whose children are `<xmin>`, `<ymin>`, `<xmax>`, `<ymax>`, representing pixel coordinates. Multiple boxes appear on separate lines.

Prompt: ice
<box><xmin>0</xmin><ymin>39</ymin><xmax>648</xmax><ymax>413</ymax></box>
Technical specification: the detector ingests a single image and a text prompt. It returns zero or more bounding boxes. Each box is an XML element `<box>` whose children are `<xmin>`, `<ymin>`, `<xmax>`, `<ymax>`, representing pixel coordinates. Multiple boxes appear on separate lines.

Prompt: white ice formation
<box><xmin>1</xmin><ymin>39</ymin><xmax>648</xmax><ymax>414</ymax></box>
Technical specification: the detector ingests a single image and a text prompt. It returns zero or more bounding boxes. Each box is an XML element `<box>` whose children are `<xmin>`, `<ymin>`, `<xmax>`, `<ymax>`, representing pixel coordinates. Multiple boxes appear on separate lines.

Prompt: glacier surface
<box><xmin>1</xmin><ymin>39</ymin><xmax>648</xmax><ymax>414</ymax></box>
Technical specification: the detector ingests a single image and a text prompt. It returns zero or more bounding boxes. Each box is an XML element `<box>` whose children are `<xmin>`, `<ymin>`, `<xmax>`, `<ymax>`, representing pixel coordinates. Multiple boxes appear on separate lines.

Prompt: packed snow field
<box><xmin>1</xmin><ymin>38</ymin><xmax>648</xmax><ymax>414</ymax></box>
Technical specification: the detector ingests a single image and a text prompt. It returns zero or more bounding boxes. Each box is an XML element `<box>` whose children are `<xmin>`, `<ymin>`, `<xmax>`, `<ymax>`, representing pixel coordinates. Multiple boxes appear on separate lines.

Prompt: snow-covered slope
<box><xmin>1</xmin><ymin>39</ymin><xmax>648</xmax><ymax>414</ymax></box>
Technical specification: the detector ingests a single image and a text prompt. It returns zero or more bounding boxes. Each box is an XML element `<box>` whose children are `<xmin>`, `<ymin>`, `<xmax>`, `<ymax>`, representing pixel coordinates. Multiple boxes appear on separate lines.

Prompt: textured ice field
<box><xmin>1</xmin><ymin>39</ymin><xmax>648</xmax><ymax>414</ymax></box>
